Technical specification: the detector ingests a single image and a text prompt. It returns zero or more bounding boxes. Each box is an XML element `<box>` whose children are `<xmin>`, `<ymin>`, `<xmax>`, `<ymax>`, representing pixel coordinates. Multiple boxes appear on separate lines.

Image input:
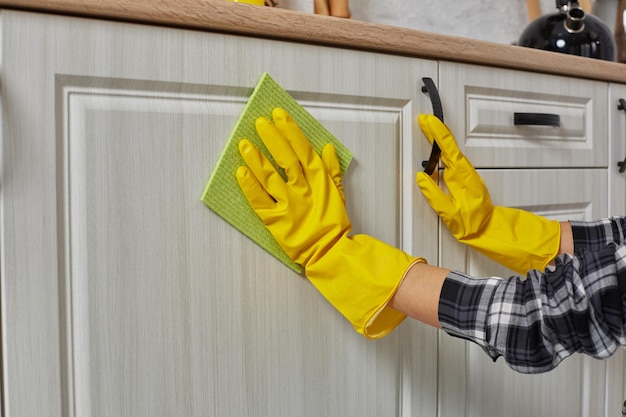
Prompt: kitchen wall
<box><xmin>280</xmin><ymin>0</ymin><xmax>617</xmax><ymax>45</ymax></box>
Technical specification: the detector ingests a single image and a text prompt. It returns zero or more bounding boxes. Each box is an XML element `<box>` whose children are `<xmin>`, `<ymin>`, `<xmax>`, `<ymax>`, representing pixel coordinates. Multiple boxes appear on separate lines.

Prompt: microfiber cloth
<box><xmin>201</xmin><ymin>73</ymin><xmax>353</xmax><ymax>273</ymax></box>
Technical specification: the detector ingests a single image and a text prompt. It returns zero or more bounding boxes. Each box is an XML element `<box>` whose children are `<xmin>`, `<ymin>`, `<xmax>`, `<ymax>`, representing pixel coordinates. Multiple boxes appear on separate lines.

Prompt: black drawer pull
<box><xmin>618</xmin><ymin>99</ymin><xmax>626</xmax><ymax>173</ymax></box>
<box><xmin>514</xmin><ymin>112</ymin><xmax>561</xmax><ymax>127</ymax></box>
<box><xmin>421</xmin><ymin>77</ymin><xmax>443</xmax><ymax>175</ymax></box>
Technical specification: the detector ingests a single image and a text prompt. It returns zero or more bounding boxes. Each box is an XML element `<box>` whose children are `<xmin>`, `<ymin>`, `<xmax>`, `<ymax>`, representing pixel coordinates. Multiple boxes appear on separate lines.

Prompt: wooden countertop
<box><xmin>2</xmin><ymin>0</ymin><xmax>626</xmax><ymax>83</ymax></box>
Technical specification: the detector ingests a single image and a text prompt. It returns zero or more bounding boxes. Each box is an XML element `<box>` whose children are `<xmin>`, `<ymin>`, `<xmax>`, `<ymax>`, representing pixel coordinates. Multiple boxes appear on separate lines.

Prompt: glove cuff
<box><xmin>461</xmin><ymin>206</ymin><xmax>561</xmax><ymax>274</ymax></box>
<box><xmin>305</xmin><ymin>234</ymin><xmax>426</xmax><ymax>339</ymax></box>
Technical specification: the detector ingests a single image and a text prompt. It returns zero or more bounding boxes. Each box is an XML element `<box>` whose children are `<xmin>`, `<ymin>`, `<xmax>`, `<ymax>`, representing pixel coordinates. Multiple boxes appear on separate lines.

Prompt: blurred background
<box><xmin>279</xmin><ymin>0</ymin><xmax>619</xmax><ymax>45</ymax></box>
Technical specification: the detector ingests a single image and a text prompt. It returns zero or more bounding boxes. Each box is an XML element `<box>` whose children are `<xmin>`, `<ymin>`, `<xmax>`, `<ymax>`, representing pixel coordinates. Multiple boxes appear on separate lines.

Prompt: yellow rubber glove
<box><xmin>415</xmin><ymin>114</ymin><xmax>561</xmax><ymax>275</ymax></box>
<box><xmin>236</xmin><ymin>108</ymin><xmax>424</xmax><ymax>339</ymax></box>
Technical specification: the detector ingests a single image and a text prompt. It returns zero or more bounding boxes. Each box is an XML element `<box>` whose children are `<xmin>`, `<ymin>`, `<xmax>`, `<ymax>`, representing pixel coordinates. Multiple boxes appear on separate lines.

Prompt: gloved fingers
<box><xmin>236</xmin><ymin>165</ymin><xmax>276</xmax><ymax>210</ymax></box>
<box><xmin>238</xmin><ymin>139</ymin><xmax>289</xmax><ymax>203</ymax></box>
<box><xmin>418</xmin><ymin>114</ymin><xmax>463</xmax><ymax>168</ymax></box>
<box><xmin>255</xmin><ymin>115</ymin><xmax>307</xmax><ymax>191</ymax></box>
<box><xmin>321</xmin><ymin>143</ymin><xmax>346</xmax><ymax>204</ymax></box>
<box><xmin>416</xmin><ymin>171</ymin><xmax>456</xmax><ymax>218</ymax></box>
<box><xmin>271</xmin><ymin>108</ymin><xmax>324</xmax><ymax>177</ymax></box>
<box><xmin>418</xmin><ymin>114</ymin><xmax>488</xmax><ymax>197</ymax></box>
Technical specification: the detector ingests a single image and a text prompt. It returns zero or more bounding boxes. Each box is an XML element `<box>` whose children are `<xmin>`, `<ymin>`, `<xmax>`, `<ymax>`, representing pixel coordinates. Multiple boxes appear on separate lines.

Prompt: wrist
<box><xmin>558</xmin><ymin>221</ymin><xmax>574</xmax><ymax>255</ymax></box>
<box><xmin>389</xmin><ymin>262</ymin><xmax>447</xmax><ymax>329</ymax></box>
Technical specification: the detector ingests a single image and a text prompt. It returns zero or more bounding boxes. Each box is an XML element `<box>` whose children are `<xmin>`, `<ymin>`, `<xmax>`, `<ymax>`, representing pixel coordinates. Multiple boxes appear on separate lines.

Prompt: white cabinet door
<box><xmin>438</xmin><ymin>168</ymin><xmax>610</xmax><ymax>417</ymax></box>
<box><xmin>0</xmin><ymin>10</ymin><xmax>439</xmax><ymax>417</ymax></box>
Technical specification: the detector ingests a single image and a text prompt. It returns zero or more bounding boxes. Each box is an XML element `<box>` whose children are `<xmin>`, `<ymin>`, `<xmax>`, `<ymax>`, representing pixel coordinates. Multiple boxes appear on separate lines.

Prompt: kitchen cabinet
<box><xmin>0</xmin><ymin>9</ymin><xmax>440</xmax><ymax>417</ymax></box>
<box><xmin>3</xmin><ymin>5</ymin><xmax>626</xmax><ymax>417</ymax></box>
<box><xmin>437</xmin><ymin>62</ymin><xmax>616</xmax><ymax>417</ymax></box>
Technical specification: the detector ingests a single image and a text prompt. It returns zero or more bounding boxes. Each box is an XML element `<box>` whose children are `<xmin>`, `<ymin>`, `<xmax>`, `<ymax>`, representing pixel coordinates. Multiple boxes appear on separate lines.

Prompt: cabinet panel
<box><xmin>439</xmin><ymin>62</ymin><xmax>609</xmax><ymax>169</ymax></box>
<box><xmin>438</xmin><ymin>168</ymin><xmax>609</xmax><ymax>417</ymax></box>
<box><xmin>1</xmin><ymin>11</ymin><xmax>439</xmax><ymax>417</ymax></box>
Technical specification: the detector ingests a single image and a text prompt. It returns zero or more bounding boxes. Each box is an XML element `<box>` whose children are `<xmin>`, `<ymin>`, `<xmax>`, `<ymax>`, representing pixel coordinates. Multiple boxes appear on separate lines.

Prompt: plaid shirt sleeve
<box><xmin>571</xmin><ymin>216</ymin><xmax>626</xmax><ymax>251</ymax></box>
<box><xmin>438</xmin><ymin>216</ymin><xmax>626</xmax><ymax>374</ymax></box>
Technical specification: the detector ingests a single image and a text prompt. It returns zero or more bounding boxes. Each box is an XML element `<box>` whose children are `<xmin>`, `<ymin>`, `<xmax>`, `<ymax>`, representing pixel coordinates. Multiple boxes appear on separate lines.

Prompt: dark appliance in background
<box><xmin>519</xmin><ymin>0</ymin><xmax>616</xmax><ymax>61</ymax></box>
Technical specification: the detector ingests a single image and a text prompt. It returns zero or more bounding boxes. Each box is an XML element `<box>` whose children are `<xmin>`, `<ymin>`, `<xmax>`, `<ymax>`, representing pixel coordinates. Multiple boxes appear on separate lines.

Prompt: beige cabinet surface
<box><xmin>0</xmin><ymin>10</ymin><xmax>439</xmax><ymax>417</ymax></box>
<box><xmin>3</xmin><ymin>7</ymin><xmax>626</xmax><ymax>417</ymax></box>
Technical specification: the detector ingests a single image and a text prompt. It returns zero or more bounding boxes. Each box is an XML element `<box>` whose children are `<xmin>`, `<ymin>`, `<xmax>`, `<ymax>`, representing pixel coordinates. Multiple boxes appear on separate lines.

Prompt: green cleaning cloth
<box><xmin>201</xmin><ymin>73</ymin><xmax>353</xmax><ymax>273</ymax></box>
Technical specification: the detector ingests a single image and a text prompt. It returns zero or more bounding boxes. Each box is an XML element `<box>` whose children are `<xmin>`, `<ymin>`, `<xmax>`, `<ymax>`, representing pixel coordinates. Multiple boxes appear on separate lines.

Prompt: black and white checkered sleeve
<box><xmin>571</xmin><ymin>216</ymin><xmax>626</xmax><ymax>252</ymax></box>
<box><xmin>438</xmin><ymin>242</ymin><xmax>626</xmax><ymax>374</ymax></box>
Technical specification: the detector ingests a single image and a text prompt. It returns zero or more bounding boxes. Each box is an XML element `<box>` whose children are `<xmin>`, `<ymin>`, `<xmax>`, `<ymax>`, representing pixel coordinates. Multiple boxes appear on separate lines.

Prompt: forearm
<box><xmin>390</xmin><ymin>219</ymin><xmax>581</xmax><ymax>331</ymax></box>
<box><xmin>390</xmin><ymin>219</ymin><xmax>579</xmax><ymax>328</ymax></box>
<box><xmin>558</xmin><ymin>221</ymin><xmax>574</xmax><ymax>255</ymax></box>
<box><xmin>389</xmin><ymin>262</ymin><xmax>448</xmax><ymax>329</ymax></box>
<box><xmin>391</xmin><ymin>228</ymin><xmax>626</xmax><ymax>374</ymax></box>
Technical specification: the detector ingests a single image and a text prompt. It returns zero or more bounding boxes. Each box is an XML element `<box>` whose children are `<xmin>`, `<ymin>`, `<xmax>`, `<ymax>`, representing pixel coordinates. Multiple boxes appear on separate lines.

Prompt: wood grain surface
<box><xmin>1</xmin><ymin>0</ymin><xmax>625</xmax><ymax>83</ymax></box>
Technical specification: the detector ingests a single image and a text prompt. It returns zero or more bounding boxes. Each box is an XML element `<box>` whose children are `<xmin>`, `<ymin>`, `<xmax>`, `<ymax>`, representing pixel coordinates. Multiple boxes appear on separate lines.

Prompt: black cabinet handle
<box><xmin>421</xmin><ymin>77</ymin><xmax>443</xmax><ymax>175</ymax></box>
<box><xmin>618</xmin><ymin>99</ymin><xmax>626</xmax><ymax>173</ymax></box>
<box><xmin>514</xmin><ymin>112</ymin><xmax>561</xmax><ymax>127</ymax></box>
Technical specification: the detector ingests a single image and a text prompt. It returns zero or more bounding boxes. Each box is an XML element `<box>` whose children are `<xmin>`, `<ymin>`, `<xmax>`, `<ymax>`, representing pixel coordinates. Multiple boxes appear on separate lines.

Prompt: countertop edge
<box><xmin>2</xmin><ymin>0</ymin><xmax>626</xmax><ymax>84</ymax></box>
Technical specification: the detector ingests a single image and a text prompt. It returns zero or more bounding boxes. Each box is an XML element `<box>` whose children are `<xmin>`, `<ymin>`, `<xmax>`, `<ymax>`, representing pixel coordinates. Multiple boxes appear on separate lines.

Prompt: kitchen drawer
<box><xmin>438</xmin><ymin>62</ymin><xmax>608</xmax><ymax>168</ymax></box>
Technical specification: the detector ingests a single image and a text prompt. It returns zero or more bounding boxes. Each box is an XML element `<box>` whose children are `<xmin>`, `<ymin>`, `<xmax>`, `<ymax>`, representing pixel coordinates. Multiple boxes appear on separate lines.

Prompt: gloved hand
<box><xmin>415</xmin><ymin>114</ymin><xmax>561</xmax><ymax>275</ymax></box>
<box><xmin>236</xmin><ymin>108</ymin><xmax>424</xmax><ymax>339</ymax></box>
